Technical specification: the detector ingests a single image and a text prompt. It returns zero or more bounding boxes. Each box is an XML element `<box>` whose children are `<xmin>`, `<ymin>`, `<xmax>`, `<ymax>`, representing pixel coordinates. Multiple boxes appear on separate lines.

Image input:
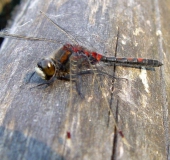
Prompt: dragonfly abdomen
<box><xmin>100</xmin><ymin>56</ymin><xmax>163</xmax><ymax>67</ymax></box>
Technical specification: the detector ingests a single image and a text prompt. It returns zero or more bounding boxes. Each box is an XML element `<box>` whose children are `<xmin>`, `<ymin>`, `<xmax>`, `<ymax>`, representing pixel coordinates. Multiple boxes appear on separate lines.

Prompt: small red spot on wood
<box><xmin>67</xmin><ymin>132</ymin><xmax>71</xmax><ymax>139</ymax></box>
<box><xmin>119</xmin><ymin>131</ymin><xmax>124</xmax><ymax>138</ymax></box>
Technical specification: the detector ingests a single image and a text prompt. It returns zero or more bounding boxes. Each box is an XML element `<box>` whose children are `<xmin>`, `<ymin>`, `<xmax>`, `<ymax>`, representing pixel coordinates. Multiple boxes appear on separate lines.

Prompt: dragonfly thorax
<box><xmin>35</xmin><ymin>58</ymin><xmax>56</xmax><ymax>80</ymax></box>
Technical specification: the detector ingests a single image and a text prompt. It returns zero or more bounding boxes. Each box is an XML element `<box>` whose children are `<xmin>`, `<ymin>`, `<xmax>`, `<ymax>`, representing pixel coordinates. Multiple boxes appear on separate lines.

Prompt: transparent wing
<box><xmin>0</xmin><ymin>30</ymin><xmax>66</xmax><ymax>44</ymax></box>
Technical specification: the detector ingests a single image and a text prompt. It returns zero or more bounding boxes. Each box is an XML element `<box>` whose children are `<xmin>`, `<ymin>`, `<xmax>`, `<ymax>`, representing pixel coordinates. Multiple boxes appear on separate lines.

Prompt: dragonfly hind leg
<box><xmin>29</xmin><ymin>79</ymin><xmax>55</xmax><ymax>90</ymax></box>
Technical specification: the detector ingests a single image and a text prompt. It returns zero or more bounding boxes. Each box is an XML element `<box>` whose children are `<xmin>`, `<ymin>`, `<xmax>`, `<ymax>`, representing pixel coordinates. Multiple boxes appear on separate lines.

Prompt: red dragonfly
<box><xmin>0</xmin><ymin>11</ymin><xmax>163</xmax><ymax>83</ymax></box>
<box><xmin>33</xmin><ymin>41</ymin><xmax>162</xmax><ymax>82</ymax></box>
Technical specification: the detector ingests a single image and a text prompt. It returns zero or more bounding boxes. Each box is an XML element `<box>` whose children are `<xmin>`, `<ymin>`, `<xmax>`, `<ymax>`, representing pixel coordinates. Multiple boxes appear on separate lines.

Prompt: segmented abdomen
<box><xmin>100</xmin><ymin>57</ymin><xmax>163</xmax><ymax>67</ymax></box>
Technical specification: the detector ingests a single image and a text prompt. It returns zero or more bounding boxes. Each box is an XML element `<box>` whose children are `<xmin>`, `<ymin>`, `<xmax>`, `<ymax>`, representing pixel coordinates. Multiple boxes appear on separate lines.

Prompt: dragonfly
<box><xmin>0</xmin><ymin>11</ymin><xmax>163</xmax><ymax>85</ymax></box>
<box><xmin>0</xmin><ymin>11</ymin><xmax>163</xmax><ymax>149</ymax></box>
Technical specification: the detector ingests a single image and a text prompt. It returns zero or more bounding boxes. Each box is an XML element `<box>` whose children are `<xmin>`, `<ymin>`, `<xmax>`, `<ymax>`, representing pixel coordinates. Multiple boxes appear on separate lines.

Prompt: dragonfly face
<box><xmin>35</xmin><ymin>58</ymin><xmax>56</xmax><ymax>80</ymax></box>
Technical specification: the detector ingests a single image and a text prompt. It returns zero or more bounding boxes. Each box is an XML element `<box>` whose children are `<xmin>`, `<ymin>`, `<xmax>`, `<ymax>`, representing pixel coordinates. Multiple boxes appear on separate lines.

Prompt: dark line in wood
<box><xmin>114</xmin><ymin>27</ymin><xmax>119</xmax><ymax>58</ymax></box>
<box><xmin>111</xmin><ymin>100</ymin><xmax>119</xmax><ymax>160</ymax></box>
<box><xmin>108</xmin><ymin>28</ymin><xmax>120</xmax><ymax>159</ymax></box>
<box><xmin>107</xmin><ymin>27</ymin><xmax>119</xmax><ymax>126</ymax></box>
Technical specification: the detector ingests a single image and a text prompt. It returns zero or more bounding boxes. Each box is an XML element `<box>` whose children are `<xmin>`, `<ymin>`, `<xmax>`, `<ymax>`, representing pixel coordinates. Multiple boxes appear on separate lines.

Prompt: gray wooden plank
<box><xmin>0</xmin><ymin>0</ymin><xmax>168</xmax><ymax>160</ymax></box>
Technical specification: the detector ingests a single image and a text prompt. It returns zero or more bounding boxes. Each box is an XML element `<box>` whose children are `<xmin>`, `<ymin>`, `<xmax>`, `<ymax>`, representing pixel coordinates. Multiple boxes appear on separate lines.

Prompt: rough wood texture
<box><xmin>0</xmin><ymin>0</ymin><xmax>169</xmax><ymax>160</ymax></box>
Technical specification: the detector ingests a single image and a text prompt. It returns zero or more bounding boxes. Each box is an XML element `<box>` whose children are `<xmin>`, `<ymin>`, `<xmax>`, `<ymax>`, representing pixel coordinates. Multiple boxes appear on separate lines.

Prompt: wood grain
<box><xmin>0</xmin><ymin>0</ymin><xmax>169</xmax><ymax>160</ymax></box>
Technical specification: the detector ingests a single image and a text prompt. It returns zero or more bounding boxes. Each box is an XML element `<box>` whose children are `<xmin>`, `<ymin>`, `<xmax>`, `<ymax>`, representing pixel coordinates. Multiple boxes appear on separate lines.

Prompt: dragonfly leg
<box><xmin>25</xmin><ymin>71</ymin><xmax>36</xmax><ymax>84</ymax></box>
<box><xmin>29</xmin><ymin>78</ymin><xmax>55</xmax><ymax>90</ymax></box>
<box><xmin>57</xmin><ymin>76</ymin><xmax>70</xmax><ymax>81</ymax></box>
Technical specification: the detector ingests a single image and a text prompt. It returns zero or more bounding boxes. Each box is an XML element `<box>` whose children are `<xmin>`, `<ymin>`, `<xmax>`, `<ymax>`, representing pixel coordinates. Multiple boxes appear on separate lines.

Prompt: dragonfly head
<box><xmin>35</xmin><ymin>58</ymin><xmax>56</xmax><ymax>80</ymax></box>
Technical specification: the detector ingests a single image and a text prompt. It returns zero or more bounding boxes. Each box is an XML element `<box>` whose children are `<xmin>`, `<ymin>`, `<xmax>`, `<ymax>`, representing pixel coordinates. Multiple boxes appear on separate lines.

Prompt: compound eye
<box><xmin>36</xmin><ymin>59</ymin><xmax>56</xmax><ymax>80</ymax></box>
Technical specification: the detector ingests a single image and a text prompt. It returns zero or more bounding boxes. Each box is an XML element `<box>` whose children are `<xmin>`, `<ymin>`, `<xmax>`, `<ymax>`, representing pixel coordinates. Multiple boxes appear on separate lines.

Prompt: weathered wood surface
<box><xmin>0</xmin><ymin>0</ymin><xmax>169</xmax><ymax>160</ymax></box>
